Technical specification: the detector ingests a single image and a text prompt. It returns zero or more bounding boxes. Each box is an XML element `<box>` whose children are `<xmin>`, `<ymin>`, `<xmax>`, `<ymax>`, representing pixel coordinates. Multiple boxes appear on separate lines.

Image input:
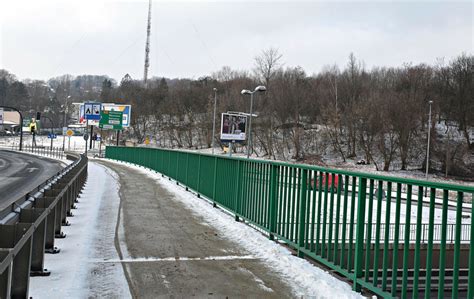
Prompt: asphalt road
<box><xmin>0</xmin><ymin>150</ymin><xmax>64</xmax><ymax>211</ymax></box>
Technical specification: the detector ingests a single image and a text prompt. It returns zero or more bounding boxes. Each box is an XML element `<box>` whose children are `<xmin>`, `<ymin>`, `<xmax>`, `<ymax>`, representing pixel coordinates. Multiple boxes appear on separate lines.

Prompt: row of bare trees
<box><xmin>1</xmin><ymin>51</ymin><xmax>472</xmax><ymax>176</ymax></box>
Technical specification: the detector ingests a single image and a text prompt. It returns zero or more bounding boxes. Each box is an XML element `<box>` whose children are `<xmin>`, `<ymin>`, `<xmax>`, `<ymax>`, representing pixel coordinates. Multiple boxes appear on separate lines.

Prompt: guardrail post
<box><xmin>0</xmin><ymin>223</ymin><xmax>33</xmax><ymax>298</ymax></box>
<box><xmin>0</xmin><ymin>250</ymin><xmax>12</xmax><ymax>298</ymax></box>
<box><xmin>297</xmin><ymin>168</ymin><xmax>308</xmax><ymax>258</ymax></box>
<box><xmin>35</xmin><ymin>197</ymin><xmax>60</xmax><ymax>254</ymax></box>
<box><xmin>269</xmin><ymin>164</ymin><xmax>278</xmax><ymax>240</ymax></box>
<box><xmin>19</xmin><ymin>209</ymin><xmax>50</xmax><ymax>276</ymax></box>
<box><xmin>353</xmin><ymin>177</ymin><xmax>367</xmax><ymax>292</ymax></box>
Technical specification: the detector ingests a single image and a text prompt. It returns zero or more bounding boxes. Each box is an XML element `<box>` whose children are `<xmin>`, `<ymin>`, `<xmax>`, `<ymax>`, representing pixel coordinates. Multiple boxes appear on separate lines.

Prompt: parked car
<box><xmin>309</xmin><ymin>174</ymin><xmax>343</xmax><ymax>191</ymax></box>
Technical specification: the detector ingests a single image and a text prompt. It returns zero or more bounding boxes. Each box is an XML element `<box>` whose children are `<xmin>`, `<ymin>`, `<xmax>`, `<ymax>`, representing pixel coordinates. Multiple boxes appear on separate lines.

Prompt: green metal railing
<box><xmin>106</xmin><ymin>146</ymin><xmax>474</xmax><ymax>299</ymax></box>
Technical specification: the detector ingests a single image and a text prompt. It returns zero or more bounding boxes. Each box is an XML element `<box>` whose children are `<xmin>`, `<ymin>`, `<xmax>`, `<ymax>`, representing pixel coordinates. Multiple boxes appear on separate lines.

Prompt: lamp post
<box><xmin>62</xmin><ymin>95</ymin><xmax>71</xmax><ymax>152</ymax></box>
<box><xmin>212</xmin><ymin>88</ymin><xmax>217</xmax><ymax>154</ymax></box>
<box><xmin>241</xmin><ymin>85</ymin><xmax>267</xmax><ymax>158</ymax></box>
<box><xmin>425</xmin><ymin>100</ymin><xmax>433</xmax><ymax>179</ymax></box>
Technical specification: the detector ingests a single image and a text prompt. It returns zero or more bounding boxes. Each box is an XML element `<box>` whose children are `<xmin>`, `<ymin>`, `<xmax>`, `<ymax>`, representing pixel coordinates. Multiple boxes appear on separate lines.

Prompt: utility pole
<box><xmin>212</xmin><ymin>88</ymin><xmax>217</xmax><ymax>154</ymax></box>
<box><xmin>143</xmin><ymin>0</ymin><xmax>152</xmax><ymax>86</ymax></box>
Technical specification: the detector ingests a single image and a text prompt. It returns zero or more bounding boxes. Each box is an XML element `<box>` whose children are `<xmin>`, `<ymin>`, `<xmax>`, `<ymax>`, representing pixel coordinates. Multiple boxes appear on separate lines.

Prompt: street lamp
<box><xmin>211</xmin><ymin>88</ymin><xmax>217</xmax><ymax>154</ymax></box>
<box><xmin>62</xmin><ymin>95</ymin><xmax>71</xmax><ymax>151</ymax></box>
<box><xmin>425</xmin><ymin>100</ymin><xmax>433</xmax><ymax>179</ymax></box>
<box><xmin>241</xmin><ymin>85</ymin><xmax>267</xmax><ymax>158</ymax></box>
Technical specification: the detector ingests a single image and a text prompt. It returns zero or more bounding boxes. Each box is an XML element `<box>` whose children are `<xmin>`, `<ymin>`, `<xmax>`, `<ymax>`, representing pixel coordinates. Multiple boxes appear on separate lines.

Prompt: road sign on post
<box><xmin>84</xmin><ymin>103</ymin><xmax>102</xmax><ymax>120</ymax></box>
<box><xmin>99</xmin><ymin>110</ymin><xmax>123</xmax><ymax>130</ymax></box>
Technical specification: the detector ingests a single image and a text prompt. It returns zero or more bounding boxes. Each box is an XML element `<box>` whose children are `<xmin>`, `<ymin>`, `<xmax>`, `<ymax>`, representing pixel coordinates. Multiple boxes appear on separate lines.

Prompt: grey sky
<box><xmin>0</xmin><ymin>0</ymin><xmax>472</xmax><ymax>81</ymax></box>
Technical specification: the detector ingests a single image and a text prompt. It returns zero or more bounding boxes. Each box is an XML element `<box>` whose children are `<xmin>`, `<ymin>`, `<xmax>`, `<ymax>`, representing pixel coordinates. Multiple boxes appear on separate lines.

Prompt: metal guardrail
<box><xmin>0</xmin><ymin>151</ymin><xmax>88</xmax><ymax>298</ymax></box>
<box><xmin>105</xmin><ymin>146</ymin><xmax>474</xmax><ymax>299</ymax></box>
<box><xmin>6</xmin><ymin>144</ymin><xmax>65</xmax><ymax>160</ymax></box>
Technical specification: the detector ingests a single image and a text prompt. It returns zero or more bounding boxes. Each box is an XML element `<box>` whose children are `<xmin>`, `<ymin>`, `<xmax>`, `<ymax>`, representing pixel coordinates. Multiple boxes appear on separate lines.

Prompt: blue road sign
<box><xmin>84</xmin><ymin>103</ymin><xmax>102</xmax><ymax>120</ymax></box>
<box><xmin>48</xmin><ymin>133</ymin><xmax>57</xmax><ymax>139</ymax></box>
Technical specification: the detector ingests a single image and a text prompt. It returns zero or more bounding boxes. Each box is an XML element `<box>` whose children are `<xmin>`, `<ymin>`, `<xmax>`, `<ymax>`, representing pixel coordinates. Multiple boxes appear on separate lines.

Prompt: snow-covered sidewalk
<box><xmin>29</xmin><ymin>162</ymin><xmax>130</xmax><ymax>298</ymax></box>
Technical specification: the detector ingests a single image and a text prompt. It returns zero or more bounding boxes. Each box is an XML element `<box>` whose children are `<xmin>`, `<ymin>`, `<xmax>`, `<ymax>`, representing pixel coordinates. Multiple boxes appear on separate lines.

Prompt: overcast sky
<box><xmin>0</xmin><ymin>0</ymin><xmax>472</xmax><ymax>81</ymax></box>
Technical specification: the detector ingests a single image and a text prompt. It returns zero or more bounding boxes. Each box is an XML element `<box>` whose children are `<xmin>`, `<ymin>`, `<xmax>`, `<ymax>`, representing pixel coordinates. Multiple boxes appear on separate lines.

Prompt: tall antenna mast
<box><xmin>143</xmin><ymin>0</ymin><xmax>152</xmax><ymax>86</ymax></box>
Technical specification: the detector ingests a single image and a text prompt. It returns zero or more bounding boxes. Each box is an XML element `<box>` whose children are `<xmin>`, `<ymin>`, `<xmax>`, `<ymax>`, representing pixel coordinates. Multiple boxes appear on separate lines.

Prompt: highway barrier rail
<box><xmin>106</xmin><ymin>146</ymin><xmax>474</xmax><ymax>299</ymax></box>
<box><xmin>8</xmin><ymin>144</ymin><xmax>65</xmax><ymax>160</ymax></box>
<box><xmin>0</xmin><ymin>152</ymin><xmax>87</xmax><ymax>298</ymax></box>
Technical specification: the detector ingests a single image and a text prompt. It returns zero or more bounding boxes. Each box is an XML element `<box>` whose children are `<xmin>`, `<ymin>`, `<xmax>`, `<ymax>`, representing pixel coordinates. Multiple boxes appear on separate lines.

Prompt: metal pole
<box><xmin>425</xmin><ymin>101</ymin><xmax>433</xmax><ymax>179</ymax></box>
<box><xmin>89</xmin><ymin>125</ymin><xmax>93</xmax><ymax>149</ymax></box>
<box><xmin>247</xmin><ymin>92</ymin><xmax>254</xmax><ymax>159</ymax></box>
<box><xmin>85</xmin><ymin>120</ymin><xmax>88</xmax><ymax>155</ymax></box>
<box><xmin>19</xmin><ymin>112</ymin><xmax>23</xmax><ymax>151</ymax></box>
<box><xmin>212</xmin><ymin>88</ymin><xmax>217</xmax><ymax>154</ymax></box>
<box><xmin>99</xmin><ymin>128</ymin><xmax>103</xmax><ymax>157</ymax></box>
<box><xmin>228</xmin><ymin>140</ymin><xmax>233</xmax><ymax>157</ymax></box>
<box><xmin>116</xmin><ymin>130</ymin><xmax>120</xmax><ymax>146</ymax></box>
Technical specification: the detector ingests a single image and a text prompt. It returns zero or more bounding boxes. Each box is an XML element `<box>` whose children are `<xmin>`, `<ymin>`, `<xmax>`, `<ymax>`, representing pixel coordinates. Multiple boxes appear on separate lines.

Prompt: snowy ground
<box><xmin>29</xmin><ymin>163</ymin><xmax>130</xmax><ymax>298</ymax></box>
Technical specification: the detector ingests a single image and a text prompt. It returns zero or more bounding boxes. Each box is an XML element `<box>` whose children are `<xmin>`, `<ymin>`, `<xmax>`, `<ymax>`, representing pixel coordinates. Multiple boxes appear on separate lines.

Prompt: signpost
<box><xmin>84</xmin><ymin>103</ymin><xmax>102</xmax><ymax>150</ymax></box>
<box><xmin>99</xmin><ymin>110</ymin><xmax>123</xmax><ymax>130</ymax></box>
<box><xmin>0</xmin><ymin>108</ymin><xmax>4</xmax><ymax>125</ymax></box>
<box><xmin>83</xmin><ymin>133</ymin><xmax>89</xmax><ymax>155</ymax></box>
<box><xmin>100</xmin><ymin>110</ymin><xmax>123</xmax><ymax>147</ymax></box>
<box><xmin>66</xmin><ymin>129</ymin><xmax>73</xmax><ymax>151</ymax></box>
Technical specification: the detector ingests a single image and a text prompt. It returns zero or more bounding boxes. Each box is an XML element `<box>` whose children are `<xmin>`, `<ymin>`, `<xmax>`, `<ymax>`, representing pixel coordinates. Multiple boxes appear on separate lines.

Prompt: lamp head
<box><xmin>241</xmin><ymin>89</ymin><xmax>252</xmax><ymax>95</ymax></box>
<box><xmin>213</xmin><ymin>88</ymin><xmax>217</xmax><ymax>92</ymax></box>
<box><xmin>255</xmin><ymin>85</ymin><xmax>267</xmax><ymax>92</ymax></box>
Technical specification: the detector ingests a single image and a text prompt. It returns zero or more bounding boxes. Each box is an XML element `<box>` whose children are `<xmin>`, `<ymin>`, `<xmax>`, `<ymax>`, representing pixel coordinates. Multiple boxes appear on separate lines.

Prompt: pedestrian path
<box><xmin>30</xmin><ymin>159</ymin><xmax>361</xmax><ymax>298</ymax></box>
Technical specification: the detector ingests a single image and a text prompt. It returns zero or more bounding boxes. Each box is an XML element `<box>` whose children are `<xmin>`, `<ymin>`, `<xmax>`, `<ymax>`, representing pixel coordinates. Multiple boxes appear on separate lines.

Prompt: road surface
<box><xmin>0</xmin><ymin>150</ymin><xmax>64</xmax><ymax>211</ymax></box>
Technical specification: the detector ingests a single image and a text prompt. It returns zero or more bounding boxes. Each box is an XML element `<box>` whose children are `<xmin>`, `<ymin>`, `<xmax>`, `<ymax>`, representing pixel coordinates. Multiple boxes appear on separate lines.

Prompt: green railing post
<box><xmin>185</xmin><ymin>153</ymin><xmax>189</xmax><ymax>190</ymax></box>
<box><xmin>364</xmin><ymin>179</ymin><xmax>374</xmax><ymax>282</ymax></box>
<box><xmin>452</xmin><ymin>192</ymin><xmax>463</xmax><ymax>299</ymax></box>
<box><xmin>353</xmin><ymin>177</ymin><xmax>367</xmax><ymax>292</ymax></box>
<box><xmin>381</xmin><ymin>182</ymin><xmax>392</xmax><ymax>291</ymax></box>
<box><xmin>437</xmin><ymin>190</ymin><xmax>449</xmax><ymax>299</ymax></box>
<box><xmin>196</xmin><ymin>154</ymin><xmax>201</xmax><ymax>198</ymax></box>
<box><xmin>412</xmin><ymin>186</ymin><xmax>423</xmax><ymax>298</ymax></box>
<box><xmin>391</xmin><ymin>183</ymin><xmax>402</xmax><ymax>297</ymax></box>
<box><xmin>425</xmin><ymin>188</ymin><xmax>436</xmax><ymax>299</ymax></box>
<box><xmin>401</xmin><ymin>185</ymin><xmax>412</xmax><ymax>299</ymax></box>
<box><xmin>372</xmin><ymin>180</ymin><xmax>383</xmax><ymax>287</ymax></box>
<box><xmin>298</xmin><ymin>168</ymin><xmax>308</xmax><ymax>258</ymax></box>
<box><xmin>235</xmin><ymin>160</ymin><xmax>242</xmax><ymax>221</ymax></box>
<box><xmin>269</xmin><ymin>164</ymin><xmax>279</xmax><ymax>240</ymax></box>
<box><xmin>212</xmin><ymin>157</ymin><xmax>218</xmax><ymax>207</ymax></box>
<box><xmin>468</xmin><ymin>193</ymin><xmax>474</xmax><ymax>299</ymax></box>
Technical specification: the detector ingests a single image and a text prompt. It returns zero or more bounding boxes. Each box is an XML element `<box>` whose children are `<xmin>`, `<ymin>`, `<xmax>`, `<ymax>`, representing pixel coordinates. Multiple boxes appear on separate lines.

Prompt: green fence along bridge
<box><xmin>106</xmin><ymin>146</ymin><xmax>474</xmax><ymax>299</ymax></box>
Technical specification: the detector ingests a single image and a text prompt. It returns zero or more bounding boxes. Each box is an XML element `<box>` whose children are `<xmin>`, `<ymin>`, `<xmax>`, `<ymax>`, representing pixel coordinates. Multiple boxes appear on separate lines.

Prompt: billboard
<box><xmin>78</xmin><ymin>103</ymin><xmax>131</xmax><ymax>127</ymax></box>
<box><xmin>220</xmin><ymin>113</ymin><xmax>247</xmax><ymax>141</ymax></box>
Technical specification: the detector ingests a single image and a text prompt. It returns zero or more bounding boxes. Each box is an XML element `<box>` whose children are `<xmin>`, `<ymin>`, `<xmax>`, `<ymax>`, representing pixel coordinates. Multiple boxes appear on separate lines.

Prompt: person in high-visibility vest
<box><xmin>29</xmin><ymin>119</ymin><xmax>37</xmax><ymax>146</ymax></box>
